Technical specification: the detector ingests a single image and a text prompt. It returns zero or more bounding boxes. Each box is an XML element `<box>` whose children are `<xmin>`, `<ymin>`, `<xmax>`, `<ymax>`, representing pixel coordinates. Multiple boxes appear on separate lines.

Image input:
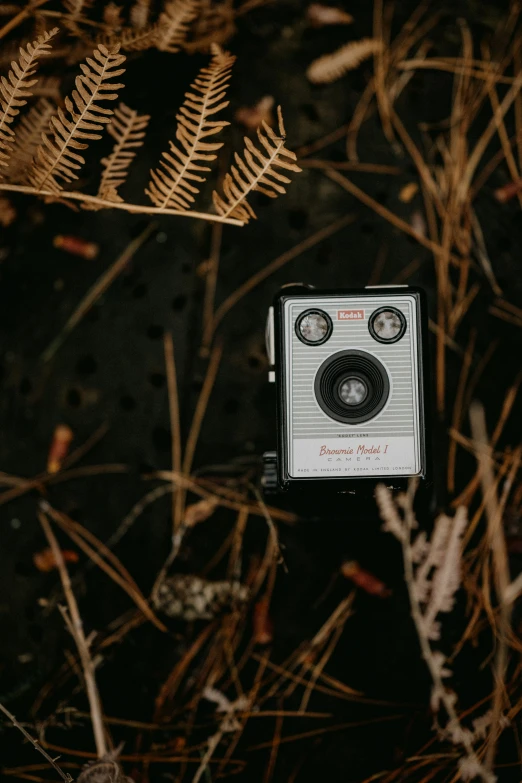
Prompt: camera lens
<box><xmin>369</xmin><ymin>307</ymin><xmax>406</xmax><ymax>343</ymax></box>
<box><xmin>296</xmin><ymin>309</ymin><xmax>332</xmax><ymax>345</ymax></box>
<box><xmin>338</xmin><ymin>377</ymin><xmax>368</xmax><ymax>406</ymax></box>
<box><xmin>315</xmin><ymin>350</ymin><xmax>389</xmax><ymax>424</ymax></box>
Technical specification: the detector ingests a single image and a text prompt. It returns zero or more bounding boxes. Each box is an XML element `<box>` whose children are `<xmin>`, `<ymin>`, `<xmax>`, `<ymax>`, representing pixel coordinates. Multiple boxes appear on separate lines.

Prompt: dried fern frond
<box><xmin>307</xmin><ymin>37</ymin><xmax>383</xmax><ymax>84</ymax></box>
<box><xmin>5</xmin><ymin>98</ymin><xmax>56</xmax><ymax>184</ymax></box>
<box><xmin>156</xmin><ymin>0</ymin><xmax>200</xmax><ymax>53</ymax></box>
<box><xmin>212</xmin><ymin>105</ymin><xmax>301</xmax><ymax>222</ymax></box>
<box><xmin>100</xmin><ymin>24</ymin><xmax>159</xmax><ymax>52</ymax></box>
<box><xmin>146</xmin><ymin>44</ymin><xmax>235</xmax><ymax>211</ymax></box>
<box><xmin>0</xmin><ymin>29</ymin><xmax>58</xmax><ymax>169</ymax></box>
<box><xmin>96</xmin><ymin>101</ymin><xmax>150</xmax><ymax>202</ymax></box>
<box><xmin>29</xmin><ymin>44</ymin><xmax>126</xmax><ymax>194</ymax></box>
<box><xmin>130</xmin><ymin>0</ymin><xmax>151</xmax><ymax>29</ymax></box>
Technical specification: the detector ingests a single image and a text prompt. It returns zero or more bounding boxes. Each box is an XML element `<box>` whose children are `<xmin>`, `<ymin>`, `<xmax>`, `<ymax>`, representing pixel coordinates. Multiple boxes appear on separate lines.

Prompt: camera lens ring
<box><xmin>368</xmin><ymin>306</ymin><xmax>407</xmax><ymax>344</ymax></box>
<box><xmin>295</xmin><ymin>309</ymin><xmax>333</xmax><ymax>346</ymax></box>
<box><xmin>314</xmin><ymin>350</ymin><xmax>390</xmax><ymax>424</ymax></box>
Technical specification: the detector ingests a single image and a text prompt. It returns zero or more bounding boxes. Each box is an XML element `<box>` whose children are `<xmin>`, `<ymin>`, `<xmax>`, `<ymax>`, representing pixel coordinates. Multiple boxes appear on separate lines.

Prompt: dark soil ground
<box><xmin>1</xmin><ymin>1</ymin><xmax>522</xmax><ymax>781</ymax></box>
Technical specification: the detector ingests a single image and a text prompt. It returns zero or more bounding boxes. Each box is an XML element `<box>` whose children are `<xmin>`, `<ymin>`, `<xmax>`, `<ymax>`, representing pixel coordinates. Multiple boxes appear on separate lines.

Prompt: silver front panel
<box><xmin>283</xmin><ymin>294</ymin><xmax>422</xmax><ymax>479</ymax></box>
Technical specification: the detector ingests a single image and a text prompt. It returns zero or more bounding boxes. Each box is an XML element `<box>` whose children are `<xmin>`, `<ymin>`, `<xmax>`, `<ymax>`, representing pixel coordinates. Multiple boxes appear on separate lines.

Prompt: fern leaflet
<box><xmin>29</xmin><ymin>44</ymin><xmax>126</xmax><ymax>194</ymax></box>
<box><xmin>5</xmin><ymin>98</ymin><xmax>56</xmax><ymax>183</ymax></box>
<box><xmin>156</xmin><ymin>0</ymin><xmax>199</xmax><ymax>53</ymax></box>
<box><xmin>0</xmin><ymin>29</ymin><xmax>58</xmax><ymax>169</ymax></box>
<box><xmin>146</xmin><ymin>44</ymin><xmax>234</xmax><ymax>211</ymax></box>
<box><xmin>212</xmin><ymin>105</ymin><xmax>301</xmax><ymax>222</ymax></box>
<box><xmin>97</xmin><ymin>101</ymin><xmax>150</xmax><ymax>201</ymax></box>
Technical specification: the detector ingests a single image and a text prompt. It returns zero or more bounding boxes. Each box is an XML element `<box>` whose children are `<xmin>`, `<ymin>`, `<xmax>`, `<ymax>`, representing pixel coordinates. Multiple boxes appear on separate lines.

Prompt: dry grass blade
<box><xmin>96</xmin><ymin>101</ymin><xmax>150</xmax><ymax>202</ymax></box>
<box><xmin>29</xmin><ymin>43</ymin><xmax>126</xmax><ymax>193</ymax></box>
<box><xmin>460</xmin><ymin>71</ymin><xmax>522</xmax><ymax>199</ymax></box>
<box><xmin>163</xmin><ymin>331</ymin><xmax>182</xmax><ymax>532</ymax></box>
<box><xmin>469</xmin><ymin>402</ymin><xmax>512</xmax><ymax>774</ymax></box>
<box><xmin>156</xmin><ymin>0</ymin><xmax>199</xmax><ymax>53</ymax></box>
<box><xmin>43</xmin><ymin>500</ymin><xmax>167</xmax><ymax>632</ymax></box>
<box><xmin>4</xmin><ymin>97</ymin><xmax>55</xmax><ymax>183</ymax></box>
<box><xmin>447</xmin><ymin>331</ymin><xmax>476</xmax><ymax>494</ymax></box>
<box><xmin>307</xmin><ymin>38</ymin><xmax>382</xmax><ymax>84</ymax></box>
<box><xmin>212</xmin><ymin>105</ymin><xmax>301</xmax><ymax>222</ymax></box>
<box><xmin>150</xmin><ymin>469</ymin><xmax>297</xmax><ymax>523</ymax></box>
<box><xmin>0</xmin><ymin>28</ymin><xmax>57</xmax><ymax>168</ymax></box>
<box><xmin>397</xmin><ymin>58</ymin><xmax>518</xmax><ymax>84</ymax></box>
<box><xmin>146</xmin><ymin>44</ymin><xmax>235</xmax><ymax>211</ymax></box>
<box><xmin>178</xmin><ymin>340</ymin><xmax>223</xmax><ymax>520</ymax></box>
<box><xmin>42</xmin><ymin>222</ymin><xmax>156</xmax><ymax>362</ymax></box>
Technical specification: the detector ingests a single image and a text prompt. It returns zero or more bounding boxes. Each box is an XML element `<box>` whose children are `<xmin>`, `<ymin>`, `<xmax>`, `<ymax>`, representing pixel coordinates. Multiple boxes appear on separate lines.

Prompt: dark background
<box><xmin>1</xmin><ymin>1</ymin><xmax>522</xmax><ymax>780</ymax></box>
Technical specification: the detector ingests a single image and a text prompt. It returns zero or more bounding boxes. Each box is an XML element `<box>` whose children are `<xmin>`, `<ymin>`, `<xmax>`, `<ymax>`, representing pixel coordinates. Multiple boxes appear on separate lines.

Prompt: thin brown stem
<box><xmin>42</xmin><ymin>222</ymin><xmax>157</xmax><ymax>362</ymax></box>
<box><xmin>0</xmin><ymin>703</ymin><xmax>73</xmax><ymax>783</ymax></box>
<box><xmin>38</xmin><ymin>509</ymin><xmax>108</xmax><ymax>758</ymax></box>
<box><xmin>469</xmin><ymin>403</ymin><xmax>512</xmax><ymax>773</ymax></box>
<box><xmin>0</xmin><ymin>0</ymin><xmax>49</xmax><ymax>40</ymax></box>
<box><xmin>0</xmin><ymin>183</ymin><xmax>244</xmax><ymax>225</ymax></box>
<box><xmin>201</xmin><ymin>222</ymin><xmax>223</xmax><ymax>354</ymax></box>
<box><xmin>163</xmin><ymin>332</ymin><xmax>182</xmax><ymax>533</ymax></box>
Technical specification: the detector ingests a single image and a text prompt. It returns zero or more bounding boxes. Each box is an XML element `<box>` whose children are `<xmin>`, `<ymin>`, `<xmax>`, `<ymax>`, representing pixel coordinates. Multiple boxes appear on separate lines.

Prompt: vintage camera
<box><xmin>265</xmin><ymin>284</ymin><xmax>430</xmax><ymax>495</ymax></box>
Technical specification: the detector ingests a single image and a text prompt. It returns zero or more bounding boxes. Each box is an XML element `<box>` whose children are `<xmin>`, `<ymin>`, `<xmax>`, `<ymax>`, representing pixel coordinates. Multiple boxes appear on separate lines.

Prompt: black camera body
<box><xmin>265</xmin><ymin>284</ymin><xmax>431</xmax><ymax>496</ymax></box>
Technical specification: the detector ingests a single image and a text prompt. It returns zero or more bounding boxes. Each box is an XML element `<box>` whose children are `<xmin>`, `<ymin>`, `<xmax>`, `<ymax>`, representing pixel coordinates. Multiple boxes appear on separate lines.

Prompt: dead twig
<box><xmin>0</xmin><ymin>702</ymin><xmax>73</xmax><ymax>783</ymax></box>
<box><xmin>38</xmin><ymin>508</ymin><xmax>108</xmax><ymax>758</ymax></box>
